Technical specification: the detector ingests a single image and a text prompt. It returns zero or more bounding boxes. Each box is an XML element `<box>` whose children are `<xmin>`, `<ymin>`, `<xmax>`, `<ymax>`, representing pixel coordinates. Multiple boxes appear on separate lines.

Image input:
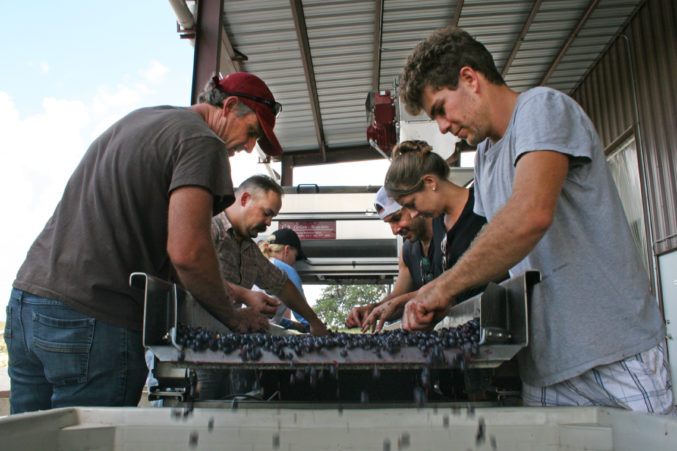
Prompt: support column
<box><xmin>190</xmin><ymin>0</ymin><xmax>223</xmax><ymax>104</ymax></box>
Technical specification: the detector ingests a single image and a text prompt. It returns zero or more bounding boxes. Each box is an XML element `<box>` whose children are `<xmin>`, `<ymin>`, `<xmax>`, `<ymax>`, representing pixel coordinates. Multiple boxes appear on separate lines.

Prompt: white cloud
<box><xmin>25</xmin><ymin>60</ymin><xmax>51</xmax><ymax>74</ymax></box>
<box><xmin>0</xmin><ymin>92</ymin><xmax>19</xmax><ymax>123</ymax></box>
<box><xmin>0</xmin><ymin>94</ymin><xmax>89</xmax><ymax>193</ymax></box>
<box><xmin>90</xmin><ymin>82</ymin><xmax>151</xmax><ymax>116</ymax></box>
<box><xmin>88</xmin><ymin>62</ymin><xmax>170</xmax><ymax>139</ymax></box>
<box><xmin>0</xmin><ymin>60</ymin><xmax>177</xmax><ymax>321</ymax></box>
<box><xmin>88</xmin><ymin>60</ymin><xmax>171</xmax><ymax>117</ymax></box>
<box><xmin>141</xmin><ymin>60</ymin><xmax>169</xmax><ymax>84</ymax></box>
<box><xmin>0</xmin><ymin>92</ymin><xmax>92</xmax><ymax>311</ymax></box>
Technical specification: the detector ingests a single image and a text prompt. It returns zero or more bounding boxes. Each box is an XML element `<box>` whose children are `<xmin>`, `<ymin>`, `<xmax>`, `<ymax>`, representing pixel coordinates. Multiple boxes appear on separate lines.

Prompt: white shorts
<box><xmin>522</xmin><ymin>342</ymin><xmax>675</xmax><ymax>414</ymax></box>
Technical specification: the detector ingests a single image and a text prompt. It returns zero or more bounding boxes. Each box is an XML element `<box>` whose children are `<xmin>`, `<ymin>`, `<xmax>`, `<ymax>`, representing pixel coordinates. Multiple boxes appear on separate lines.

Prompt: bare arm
<box><xmin>362</xmin><ymin>289</ymin><xmax>418</xmax><ymax>333</ymax></box>
<box><xmin>403</xmin><ymin>151</ymin><xmax>569</xmax><ymax>331</ymax></box>
<box><xmin>167</xmin><ymin>186</ymin><xmax>268</xmax><ymax>332</ymax></box>
<box><xmin>386</xmin><ymin>252</ymin><xmax>417</xmax><ymax>300</ymax></box>
<box><xmin>277</xmin><ymin>279</ymin><xmax>328</xmax><ymax>335</ymax></box>
<box><xmin>226</xmin><ymin>281</ymin><xmax>280</xmax><ymax>316</ymax></box>
<box><xmin>345</xmin><ymin>250</ymin><xmax>415</xmax><ymax>328</ymax></box>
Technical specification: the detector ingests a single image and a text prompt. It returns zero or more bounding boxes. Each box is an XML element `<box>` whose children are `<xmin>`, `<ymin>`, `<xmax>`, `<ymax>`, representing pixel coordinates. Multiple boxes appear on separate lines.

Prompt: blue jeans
<box><xmin>4</xmin><ymin>289</ymin><xmax>147</xmax><ymax>414</ymax></box>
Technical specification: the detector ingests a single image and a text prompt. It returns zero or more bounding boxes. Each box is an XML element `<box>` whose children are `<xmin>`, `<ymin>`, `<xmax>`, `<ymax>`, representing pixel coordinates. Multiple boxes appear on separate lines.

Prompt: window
<box><xmin>606</xmin><ymin>137</ymin><xmax>650</xmax><ymax>275</ymax></box>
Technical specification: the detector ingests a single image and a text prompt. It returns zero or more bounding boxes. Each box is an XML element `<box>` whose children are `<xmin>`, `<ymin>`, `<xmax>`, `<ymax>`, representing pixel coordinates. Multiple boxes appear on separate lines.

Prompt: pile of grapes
<box><xmin>174</xmin><ymin>318</ymin><xmax>480</xmax><ymax>363</ymax></box>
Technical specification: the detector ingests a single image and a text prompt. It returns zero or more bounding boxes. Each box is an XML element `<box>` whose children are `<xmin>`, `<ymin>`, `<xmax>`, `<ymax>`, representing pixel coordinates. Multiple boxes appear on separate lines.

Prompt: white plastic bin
<box><xmin>1</xmin><ymin>405</ymin><xmax>676</xmax><ymax>450</ymax></box>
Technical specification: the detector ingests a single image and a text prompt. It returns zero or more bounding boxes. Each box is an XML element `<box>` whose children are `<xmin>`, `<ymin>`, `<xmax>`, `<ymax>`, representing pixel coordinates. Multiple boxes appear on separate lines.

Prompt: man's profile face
<box><xmin>406</xmin><ymin>215</ymin><xmax>429</xmax><ymax>242</ymax></box>
<box><xmin>421</xmin><ymin>81</ymin><xmax>489</xmax><ymax>146</ymax></box>
<box><xmin>222</xmin><ymin>109</ymin><xmax>263</xmax><ymax>156</ymax></box>
<box><xmin>384</xmin><ymin>207</ymin><xmax>426</xmax><ymax>242</ymax></box>
<box><xmin>242</xmin><ymin>190</ymin><xmax>282</xmax><ymax>238</ymax></box>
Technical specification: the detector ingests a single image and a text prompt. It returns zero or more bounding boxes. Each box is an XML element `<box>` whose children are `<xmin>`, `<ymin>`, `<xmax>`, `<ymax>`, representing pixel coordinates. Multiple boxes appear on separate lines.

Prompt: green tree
<box><xmin>314</xmin><ymin>284</ymin><xmax>389</xmax><ymax>328</ymax></box>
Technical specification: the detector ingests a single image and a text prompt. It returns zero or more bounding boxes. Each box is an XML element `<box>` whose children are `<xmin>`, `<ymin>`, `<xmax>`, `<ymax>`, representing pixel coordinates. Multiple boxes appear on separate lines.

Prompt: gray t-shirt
<box><xmin>14</xmin><ymin>106</ymin><xmax>234</xmax><ymax>331</ymax></box>
<box><xmin>474</xmin><ymin>87</ymin><xmax>664</xmax><ymax>386</ymax></box>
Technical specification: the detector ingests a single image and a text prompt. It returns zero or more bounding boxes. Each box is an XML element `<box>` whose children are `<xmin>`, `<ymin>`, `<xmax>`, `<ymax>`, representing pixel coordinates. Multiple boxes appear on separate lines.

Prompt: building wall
<box><xmin>571</xmin><ymin>0</ymin><xmax>677</xmax><ymax>259</ymax></box>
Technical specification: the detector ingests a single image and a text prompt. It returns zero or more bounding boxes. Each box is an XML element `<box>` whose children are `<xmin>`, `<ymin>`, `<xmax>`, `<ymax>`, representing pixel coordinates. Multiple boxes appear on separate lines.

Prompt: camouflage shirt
<box><xmin>211</xmin><ymin>212</ymin><xmax>287</xmax><ymax>296</ymax></box>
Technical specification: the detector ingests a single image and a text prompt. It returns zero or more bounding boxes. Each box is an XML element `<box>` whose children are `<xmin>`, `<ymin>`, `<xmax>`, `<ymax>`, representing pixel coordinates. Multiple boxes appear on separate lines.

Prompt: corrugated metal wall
<box><xmin>571</xmin><ymin>0</ymin><xmax>677</xmax><ymax>260</ymax></box>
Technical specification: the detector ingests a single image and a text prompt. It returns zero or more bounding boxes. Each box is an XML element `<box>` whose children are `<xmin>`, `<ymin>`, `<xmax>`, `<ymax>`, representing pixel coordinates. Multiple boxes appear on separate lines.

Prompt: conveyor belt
<box><xmin>132</xmin><ymin>271</ymin><xmax>539</xmax><ymax>370</ymax></box>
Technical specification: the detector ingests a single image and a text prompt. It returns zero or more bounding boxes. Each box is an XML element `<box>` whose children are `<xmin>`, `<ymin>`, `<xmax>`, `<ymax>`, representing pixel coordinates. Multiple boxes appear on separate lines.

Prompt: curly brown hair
<box><xmin>384</xmin><ymin>140</ymin><xmax>449</xmax><ymax>199</ymax></box>
<box><xmin>400</xmin><ymin>26</ymin><xmax>504</xmax><ymax>115</ymax></box>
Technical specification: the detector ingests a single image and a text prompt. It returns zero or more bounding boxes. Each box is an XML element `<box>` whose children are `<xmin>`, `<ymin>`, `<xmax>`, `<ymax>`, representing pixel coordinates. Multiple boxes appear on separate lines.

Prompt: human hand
<box><xmin>309</xmin><ymin>319</ymin><xmax>328</xmax><ymax>336</ymax></box>
<box><xmin>228</xmin><ymin>307</ymin><xmax>270</xmax><ymax>333</ymax></box>
<box><xmin>362</xmin><ymin>299</ymin><xmax>405</xmax><ymax>333</ymax></box>
<box><xmin>401</xmin><ymin>300</ymin><xmax>436</xmax><ymax>332</ymax></box>
<box><xmin>241</xmin><ymin>290</ymin><xmax>280</xmax><ymax>317</ymax></box>
<box><xmin>345</xmin><ymin>304</ymin><xmax>374</xmax><ymax>328</ymax></box>
<box><xmin>401</xmin><ymin>284</ymin><xmax>452</xmax><ymax>332</ymax></box>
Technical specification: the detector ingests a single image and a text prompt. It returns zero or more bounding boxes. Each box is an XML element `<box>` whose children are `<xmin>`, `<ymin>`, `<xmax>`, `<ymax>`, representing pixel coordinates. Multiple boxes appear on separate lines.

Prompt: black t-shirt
<box><xmin>14</xmin><ymin>106</ymin><xmax>234</xmax><ymax>330</ymax></box>
<box><xmin>402</xmin><ymin>216</ymin><xmax>445</xmax><ymax>290</ymax></box>
<box><xmin>442</xmin><ymin>187</ymin><xmax>489</xmax><ymax>302</ymax></box>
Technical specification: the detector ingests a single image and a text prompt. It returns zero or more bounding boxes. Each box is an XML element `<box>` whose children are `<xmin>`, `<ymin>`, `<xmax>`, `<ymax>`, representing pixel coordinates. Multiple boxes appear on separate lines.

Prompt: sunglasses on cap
<box><xmin>212</xmin><ymin>77</ymin><xmax>282</xmax><ymax>117</ymax></box>
<box><xmin>223</xmin><ymin>91</ymin><xmax>282</xmax><ymax>117</ymax></box>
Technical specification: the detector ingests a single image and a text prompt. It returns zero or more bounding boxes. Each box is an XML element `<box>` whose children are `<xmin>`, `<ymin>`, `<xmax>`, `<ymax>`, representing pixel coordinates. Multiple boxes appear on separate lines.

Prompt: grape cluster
<box><xmin>174</xmin><ymin>318</ymin><xmax>480</xmax><ymax>363</ymax></box>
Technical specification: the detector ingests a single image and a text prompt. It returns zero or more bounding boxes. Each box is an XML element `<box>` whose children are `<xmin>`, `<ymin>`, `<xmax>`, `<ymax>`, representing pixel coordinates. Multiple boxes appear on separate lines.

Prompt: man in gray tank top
<box><xmin>396</xmin><ymin>26</ymin><xmax>673</xmax><ymax>414</ymax></box>
<box><xmin>345</xmin><ymin>187</ymin><xmax>444</xmax><ymax>331</ymax></box>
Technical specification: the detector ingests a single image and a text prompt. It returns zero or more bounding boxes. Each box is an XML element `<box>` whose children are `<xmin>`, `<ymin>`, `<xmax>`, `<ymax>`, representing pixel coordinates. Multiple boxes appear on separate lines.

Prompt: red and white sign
<box><xmin>279</xmin><ymin>221</ymin><xmax>336</xmax><ymax>240</ymax></box>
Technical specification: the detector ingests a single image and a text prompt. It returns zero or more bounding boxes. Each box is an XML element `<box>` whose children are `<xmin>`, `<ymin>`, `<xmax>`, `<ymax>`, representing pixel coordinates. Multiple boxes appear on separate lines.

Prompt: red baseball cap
<box><xmin>214</xmin><ymin>72</ymin><xmax>283</xmax><ymax>156</ymax></box>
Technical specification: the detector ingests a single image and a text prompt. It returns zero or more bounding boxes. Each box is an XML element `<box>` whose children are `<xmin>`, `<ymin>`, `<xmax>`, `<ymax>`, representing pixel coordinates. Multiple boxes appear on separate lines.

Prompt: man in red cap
<box><xmin>202</xmin><ymin>72</ymin><xmax>283</xmax><ymax>157</ymax></box>
<box><xmin>6</xmin><ymin>72</ymin><xmax>282</xmax><ymax>413</ymax></box>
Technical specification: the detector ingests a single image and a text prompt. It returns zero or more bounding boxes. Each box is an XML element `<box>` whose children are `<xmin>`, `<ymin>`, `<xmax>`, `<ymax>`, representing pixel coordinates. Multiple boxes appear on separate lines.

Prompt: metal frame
<box><xmin>540</xmin><ymin>0</ymin><xmax>601</xmax><ymax>86</ymax></box>
<box><xmin>501</xmin><ymin>0</ymin><xmax>544</xmax><ymax>78</ymax></box>
<box><xmin>180</xmin><ymin>0</ymin><xmax>638</xmax><ymax>167</ymax></box>
<box><xmin>138</xmin><ymin>271</ymin><xmax>539</xmax><ymax>371</ymax></box>
<box><xmin>190</xmin><ymin>0</ymin><xmax>223</xmax><ymax>105</ymax></box>
<box><xmin>290</xmin><ymin>0</ymin><xmax>327</xmax><ymax>162</ymax></box>
<box><xmin>371</xmin><ymin>0</ymin><xmax>384</xmax><ymax>92</ymax></box>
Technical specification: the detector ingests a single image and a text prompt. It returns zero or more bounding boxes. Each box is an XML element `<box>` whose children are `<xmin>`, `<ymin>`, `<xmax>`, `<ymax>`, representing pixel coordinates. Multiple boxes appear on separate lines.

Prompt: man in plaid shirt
<box><xmin>211</xmin><ymin>174</ymin><xmax>326</xmax><ymax>336</ymax></box>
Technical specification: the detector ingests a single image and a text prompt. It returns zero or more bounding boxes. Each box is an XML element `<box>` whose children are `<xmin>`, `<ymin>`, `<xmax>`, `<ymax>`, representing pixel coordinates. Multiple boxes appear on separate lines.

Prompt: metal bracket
<box><xmin>435</xmin><ymin>270</ymin><xmax>540</xmax><ymax>368</ymax></box>
<box><xmin>130</xmin><ymin>272</ymin><xmax>233</xmax><ymax>350</ymax></box>
<box><xmin>137</xmin><ymin>271</ymin><xmax>539</xmax><ymax>371</ymax></box>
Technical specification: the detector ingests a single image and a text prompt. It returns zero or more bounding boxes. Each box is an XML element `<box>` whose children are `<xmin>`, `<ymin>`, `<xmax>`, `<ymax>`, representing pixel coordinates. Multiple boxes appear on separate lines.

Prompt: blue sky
<box><xmin>0</xmin><ymin>1</ymin><xmax>398</xmax><ymax>320</ymax></box>
<box><xmin>2</xmin><ymin>1</ymin><xmax>194</xmax><ymax>115</ymax></box>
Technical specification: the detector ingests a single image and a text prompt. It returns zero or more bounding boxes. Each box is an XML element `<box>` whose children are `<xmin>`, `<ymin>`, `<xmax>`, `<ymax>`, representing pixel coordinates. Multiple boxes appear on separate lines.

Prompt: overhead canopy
<box><xmin>184</xmin><ymin>0</ymin><xmax>644</xmax><ymax>169</ymax></box>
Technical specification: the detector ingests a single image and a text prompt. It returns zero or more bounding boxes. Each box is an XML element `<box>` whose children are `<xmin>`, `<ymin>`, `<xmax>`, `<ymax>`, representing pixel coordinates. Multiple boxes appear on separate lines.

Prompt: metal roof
<box><xmin>185</xmin><ymin>0</ymin><xmax>645</xmax><ymax>166</ymax></box>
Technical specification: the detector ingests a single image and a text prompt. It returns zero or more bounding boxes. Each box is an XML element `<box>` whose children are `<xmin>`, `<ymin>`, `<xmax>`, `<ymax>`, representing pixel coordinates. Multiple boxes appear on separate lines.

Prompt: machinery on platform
<box><xmin>366</xmin><ymin>90</ymin><xmax>397</xmax><ymax>158</ymax></box>
<box><xmin>136</xmin><ymin>271</ymin><xmax>538</xmax><ymax>407</ymax></box>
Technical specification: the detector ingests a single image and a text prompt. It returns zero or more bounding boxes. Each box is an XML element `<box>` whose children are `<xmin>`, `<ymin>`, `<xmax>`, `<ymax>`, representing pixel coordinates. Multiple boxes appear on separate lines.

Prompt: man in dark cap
<box><xmin>345</xmin><ymin>187</ymin><xmax>444</xmax><ymax>331</ymax></box>
<box><xmin>6</xmin><ymin>72</ymin><xmax>283</xmax><ymax>413</ymax></box>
